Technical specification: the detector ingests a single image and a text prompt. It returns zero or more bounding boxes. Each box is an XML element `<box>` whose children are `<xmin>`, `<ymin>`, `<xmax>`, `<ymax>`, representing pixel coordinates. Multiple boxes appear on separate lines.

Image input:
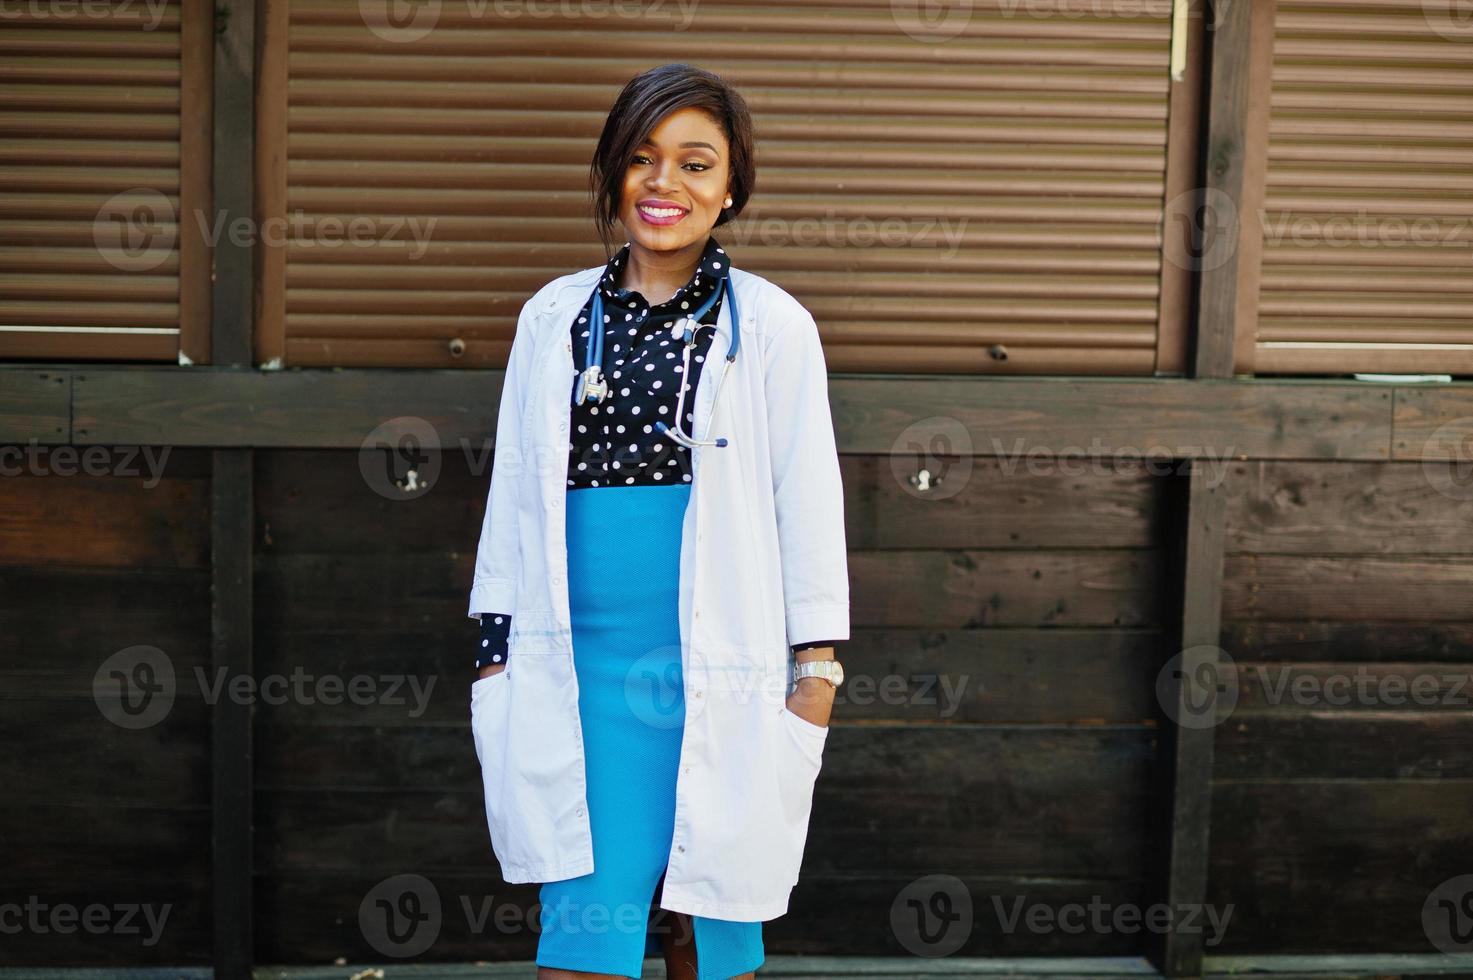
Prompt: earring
<box><xmin>724</xmin><ymin>197</ymin><xmax>733</xmax><ymax>208</ymax></box>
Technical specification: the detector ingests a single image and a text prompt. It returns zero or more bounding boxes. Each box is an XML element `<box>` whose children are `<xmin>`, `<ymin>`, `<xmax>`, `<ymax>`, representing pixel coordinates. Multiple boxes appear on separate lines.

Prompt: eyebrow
<box><xmin>639</xmin><ymin>139</ymin><xmax>720</xmax><ymax>154</ymax></box>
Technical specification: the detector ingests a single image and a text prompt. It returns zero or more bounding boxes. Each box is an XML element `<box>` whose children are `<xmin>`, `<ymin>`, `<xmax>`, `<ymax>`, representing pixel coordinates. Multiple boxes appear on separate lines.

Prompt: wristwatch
<box><xmin>793</xmin><ymin>659</ymin><xmax>845</xmax><ymax>689</ymax></box>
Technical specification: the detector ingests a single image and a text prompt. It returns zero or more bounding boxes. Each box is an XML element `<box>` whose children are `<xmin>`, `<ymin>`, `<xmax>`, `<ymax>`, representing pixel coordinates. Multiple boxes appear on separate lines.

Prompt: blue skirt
<box><xmin>537</xmin><ymin>483</ymin><xmax>764</xmax><ymax>979</ymax></box>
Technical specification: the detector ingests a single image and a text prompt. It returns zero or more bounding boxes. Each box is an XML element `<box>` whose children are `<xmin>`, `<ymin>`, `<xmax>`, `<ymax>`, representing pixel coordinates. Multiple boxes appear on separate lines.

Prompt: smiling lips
<box><xmin>637</xmin><ymin>199</ymin><xmax>689</xmax><ymax>226</ymax></box>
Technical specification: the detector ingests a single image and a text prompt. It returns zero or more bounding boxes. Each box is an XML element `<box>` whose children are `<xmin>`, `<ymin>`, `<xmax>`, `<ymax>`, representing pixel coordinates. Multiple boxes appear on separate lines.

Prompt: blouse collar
<box><xmin>596</xmin><ymin>235</ymin><xmax>729</xmax><ymax>321</ymax></box>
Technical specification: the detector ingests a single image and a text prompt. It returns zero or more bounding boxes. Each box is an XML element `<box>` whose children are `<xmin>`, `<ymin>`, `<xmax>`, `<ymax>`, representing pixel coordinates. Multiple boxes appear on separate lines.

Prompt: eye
<box><xmin>631</xmin><ymin>153</ymin><xmax>652</xmax><ymax>166</ymax></box>
<box><xmin>684</xmin><ymin>161</ymin><xmax>710</xmax><ymax>172</ymax></box>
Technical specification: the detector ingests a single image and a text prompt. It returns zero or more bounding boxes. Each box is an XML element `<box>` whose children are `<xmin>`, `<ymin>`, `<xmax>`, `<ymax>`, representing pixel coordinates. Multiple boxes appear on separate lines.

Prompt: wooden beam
<box><xmin>1193</xmin><ymin>0</ymin><xmax>1275</xmax><ymax>379</ymax></box>
<box><xmin>1147</xmin><ymin>461</ymin><xmax>1228</xmax><ymax>978</ymax></box>
<box><xmin>1155</xmin><ymin>0</ymin><xmax>1206</xmax><ymax>377</ymax></box>
<box><xmin>0</xmin><ymin>370</ymin><xmax>68</xmax><ymax>442</ymax></box>
<box><xmin>212</xmin><ymin>0</ymin><xmax>256</xmax><ymax>367</ymax></box>
<box><xmin>48</xmin><ymin>368</ymin><xmax>1395</xmax><ymax>460</ymax></box>
<box><xmin>177</xmin><ymin>0</ymin><xmax>214</xmax><ymax>366</ymax></box>
<box><xmin>209</xmin><ymin>2</ymin><xmax>257</xmax><ymax>976</ymax></box>
<box><xmin>210</xmin><ymin>449</ymin><xmax>254</xmax><ymax>980</ymax></box>
<box><xmin>255</xmin><ymin>0</ymin><xmax>289</xmax><ymax>369</ymax></box>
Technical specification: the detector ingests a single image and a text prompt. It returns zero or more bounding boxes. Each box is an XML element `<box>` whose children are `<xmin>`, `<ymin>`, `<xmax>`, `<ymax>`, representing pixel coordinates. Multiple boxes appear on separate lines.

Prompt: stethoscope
<box><xmin>571</xmin><ymin>274</ymin><xmax>739</xmax><ymax>449</ymax></box>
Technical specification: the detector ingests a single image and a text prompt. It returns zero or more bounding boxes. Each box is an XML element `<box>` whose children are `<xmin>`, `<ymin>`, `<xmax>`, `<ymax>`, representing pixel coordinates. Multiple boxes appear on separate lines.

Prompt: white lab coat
<box><xmin>467</xmin><ymin>262</ymin><xmax>850</xmax><ymax>921</ymax></box>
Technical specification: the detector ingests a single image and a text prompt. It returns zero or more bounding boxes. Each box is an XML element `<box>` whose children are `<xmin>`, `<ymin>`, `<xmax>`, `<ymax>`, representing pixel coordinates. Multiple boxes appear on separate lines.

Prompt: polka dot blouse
<box><xmin>476</xmin><ymin>235</ymin><xmax>839</xmax><ymax>670</ymax></box>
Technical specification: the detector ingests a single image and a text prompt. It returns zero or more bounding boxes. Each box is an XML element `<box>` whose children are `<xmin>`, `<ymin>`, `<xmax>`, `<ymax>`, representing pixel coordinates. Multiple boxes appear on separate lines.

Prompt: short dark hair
<box><xmin>589</xmin><ymin>63</ymin><xmax>756</xmax><ymax>256</ymax></box>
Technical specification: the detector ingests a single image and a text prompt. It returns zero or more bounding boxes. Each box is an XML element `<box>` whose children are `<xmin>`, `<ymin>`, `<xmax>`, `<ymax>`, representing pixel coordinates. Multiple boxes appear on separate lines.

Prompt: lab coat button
<box><xmin>576</xmin><ymin>805</ymin><xmax>585</xmax><ymax>816</ymax></box>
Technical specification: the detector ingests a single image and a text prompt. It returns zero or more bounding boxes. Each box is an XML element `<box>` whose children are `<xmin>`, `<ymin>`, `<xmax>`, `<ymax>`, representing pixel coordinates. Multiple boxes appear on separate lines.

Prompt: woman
<box><xmin>468</xmin><ymin>63</ymin><xmax>850</xmax><ymax>980</ymax></box>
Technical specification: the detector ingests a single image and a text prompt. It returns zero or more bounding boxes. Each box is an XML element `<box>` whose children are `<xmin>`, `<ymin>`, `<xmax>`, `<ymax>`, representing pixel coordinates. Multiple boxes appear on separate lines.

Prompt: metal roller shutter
<box><xmin>1254</xmin><ymin>0</ymin><xmax>1473</xmax><ymax>375</ymax></box>
<box><xmin>260</xmin><ymin>0</ymin><xmax>1193</xmax><ymax>374</ymax></box>
<box><xmin>0</xmin><ymin>0</ymin><xmax>210</xmax><ymax>364</ymax></box>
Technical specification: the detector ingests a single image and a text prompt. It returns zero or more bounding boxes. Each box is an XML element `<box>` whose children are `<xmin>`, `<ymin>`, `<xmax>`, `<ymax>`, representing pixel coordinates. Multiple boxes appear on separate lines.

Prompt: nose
<box><xmin>645</xmin><ymin>157</ymin><xmax>680</xmax><ymax>194</ymax></box>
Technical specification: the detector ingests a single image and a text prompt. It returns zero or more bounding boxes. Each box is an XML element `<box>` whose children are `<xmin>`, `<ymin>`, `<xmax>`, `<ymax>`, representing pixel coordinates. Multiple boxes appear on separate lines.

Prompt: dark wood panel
<box><xmin>0</xmin><ymin>567</ymin><xmax>211</xmax><ymax>694</ymax></box>
<box><xmin>805</xmin><ymin>627</ymin><xmax>1164</xmax><ymax>725</ymax></box>
<box><xmin>841</xmin><ymin>454</ymin><xmax>1164</xmax><ymax>550</ymax></box>
<box><xmin>1217</xmin><ymin>713</ymin><xmax>1473</xmax><ymax>780</ymax></box>
<box><xmin>258</xmin><ymin>547</ymin><xmax>1165</xmax><ymax>633</ymax></box>
<box><xmin>1234</xmin><ymin>663</ymin><xmax>1473</xmax><ymax>714</ymax></box>
<box><xmin>253</xmin><ymin>870</ymin><xmax>1150</xmax><ymax>963</ymax></box>
<box><xmin>1</xmin><ymin>803</ymin><xmax>211</xmax><ymax>878</ymax></box>
<box><xmin>256</xmin><ymin>448</ymin><xmax>486</xmax><ymax>554</ymax></box>
<box><xmin>48</xmin><ymin>367</ymin><xmax>1404</xmax><ymax>459</ymax></box>
<box><xmin>851</xmin><ymin>549</ymin><xmax>1165</xmax><ymax>628</ymax></box>
<box><xmin>1224</xmin><ymin>460</ymin><xmax>1473</xmax><ymax>556</ymax></box>
<box><xmin>0</xmin><ymin>369</ymin><xmax>68</xmax><ymax>441</ymax></box>
<box><xmin>3</xmin><ymin>697</ymin><xmax>209</xmax><ymax>807</ymax></box>
<box><xmin>0</xmin><ymin>874</ymin><xmax>212</xmax><ymax>967</ymax></box>
<box><xmin>255</xmin><ymin>552</ymin><xmax>471</xmax><ymax>632</ymax></box>
<box><xmin>254</xmin><ymin>726</ymin><xmax>1156</xmax><ymax>885</ymax></box>
<box><xmin>248</xmin><ymin>625</ymin><xmax>1163</xmax><ymax>728</ymax></box>
<box><xmin>1207</xmin><ymin>781</ymin><xmax>1473</xmax><ymax>954</ymax></box>
<box><xmin>1223</xmin><ymin>555</ymin><xmax>1473</xmax><ymax>622</ymax></box>
<box><xmin>0</xmin><ymin>461</ymin><xmax>209</xmax><ymax>569</ymax></box>
<box><xmin>254</xmin><ymin>449</ymin><xmax>1165</xmax><ymax>556</ymax></box>
<box><xmin>1222</xmin><ymin>620</ymin><xmax>1473</xmax><ymax>664</ymax></box>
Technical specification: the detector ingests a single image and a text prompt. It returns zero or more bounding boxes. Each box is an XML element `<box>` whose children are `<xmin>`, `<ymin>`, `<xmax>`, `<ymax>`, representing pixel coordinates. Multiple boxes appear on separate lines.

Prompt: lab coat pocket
<box><xmin>774</xmin><ymin>704</ymin><xmax>828</xmax><ymax>885</ymax></box>
<box><xmin>469</xmin><ymin>670</ymin><xmax>513</xmax><ymax>866</ymax></box>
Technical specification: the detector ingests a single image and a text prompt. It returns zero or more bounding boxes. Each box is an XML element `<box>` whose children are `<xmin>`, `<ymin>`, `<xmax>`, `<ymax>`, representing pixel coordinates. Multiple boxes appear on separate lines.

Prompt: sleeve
<box><xmin>762</xmin><ymin>302</ymin><xmax>850</xmax><ymax>647</ymax></box>
<box><xmin>475</xmin><ymin>612</ymin><xmax>513</xmax><ymax>670</ymax></box>
<box><xmin>468</xmin><ymin>297</ymin><xmax>541</xmax><ymax>620</ymax></box>
<box><xmin>792</xmin><ymin>639</ymin><xmax>841</xmax><ymax>653</ymax></box>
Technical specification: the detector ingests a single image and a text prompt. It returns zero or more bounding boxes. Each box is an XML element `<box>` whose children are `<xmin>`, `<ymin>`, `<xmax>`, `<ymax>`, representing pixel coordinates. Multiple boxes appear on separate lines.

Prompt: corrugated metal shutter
<box><xmin>0</xmin><ymin>0</ymin><xmax>210</xmax><ymax>363</ymax></box>
<box><xmin>261</xmin><ymin>0</ymin><xmax>1190</xmax><ymax>374</ymax></box>
<box><xmin>1253</xmin><ymin>0</ymin><xmax>1473</xmax><ymax>375</ymax></box>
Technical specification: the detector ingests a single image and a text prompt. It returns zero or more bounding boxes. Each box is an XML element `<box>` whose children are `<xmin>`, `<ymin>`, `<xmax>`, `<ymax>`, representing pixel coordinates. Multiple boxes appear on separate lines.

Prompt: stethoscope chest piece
<box><xmin>573</xmin><ymin>363</ymin><xmax>608</xmax><ymax>406</ymax></box>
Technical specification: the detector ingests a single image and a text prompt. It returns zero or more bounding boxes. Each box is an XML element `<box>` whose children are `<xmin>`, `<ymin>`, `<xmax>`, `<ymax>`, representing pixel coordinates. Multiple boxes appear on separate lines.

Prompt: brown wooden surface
<box><xmin>1212</xmin><ymin>453</ymin><xmax>1473</xmax><ymax>955</ymax></box>
<box><xmin>0</xmin><ymin>451</ymin><xmax>214</xmax><ymax>967</ymax></box>
<box><xmin>245</xmin><ymin>448</ymin><xmax>1167</xmax><ymax>958</ymax></box>
<box><xmin>1153</xmin><ymin>0</ymin><xmax>1205</xmax><ymax>378</ymax></box>
<box><xmin>177</xmin><ymin>0</ymin><xmax>213</xmax><ymax>365</ymax></box>
<box><xmin>29</xmin><ymin>367</ymin><xmax>1416</xmax><ymax>460</ymax></box>
<box><xmin>4</xmin><ymin>429</ymin><xmax>1473</xmax><ymax>965</ymax></box>
<box><xmin>1192</xmin><ymin>0</ymin><xmax>1255</xmax><ymax>380</ymax></box>
<box><xmin>0</xmin><ymin>369</ymin><xmax>68</xmax><ymax>440</ymax></box>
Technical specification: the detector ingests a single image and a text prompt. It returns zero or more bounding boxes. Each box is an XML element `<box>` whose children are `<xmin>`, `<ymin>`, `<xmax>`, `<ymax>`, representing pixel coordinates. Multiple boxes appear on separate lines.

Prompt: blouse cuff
<box><xmin>476</xmin><ymin>612</ymin><xmax>512</xmax><ymax>670</ymax></box>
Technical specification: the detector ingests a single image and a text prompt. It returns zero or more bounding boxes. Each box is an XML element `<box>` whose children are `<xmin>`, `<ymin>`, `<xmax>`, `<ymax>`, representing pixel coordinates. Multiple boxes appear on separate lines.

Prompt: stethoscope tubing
<box><xmin>574</xmin><ymin>273</ymin><xmax>740</xmax><ymax>450</ymax></box>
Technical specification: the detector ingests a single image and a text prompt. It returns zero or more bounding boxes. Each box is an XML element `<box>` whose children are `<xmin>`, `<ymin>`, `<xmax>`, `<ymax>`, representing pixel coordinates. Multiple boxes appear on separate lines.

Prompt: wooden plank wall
<box><xmin>241</xmin><ymin>447</ymin><xmax>1173</xmax><ymax>960</ymax></box>
<box><xmin>0</xmin><ymin>451</ymin><xmax>214</xmax><ymax>966</ymax></box>
<box><xmin>5</xmin><ymin>443</ymin><xmax>1473</xmax><ymax>966</ymax></box>
<box><xmin>1211</xmin><ymin>459</ymin><xmax>1473</xmax><ymax>952</ymax></box>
